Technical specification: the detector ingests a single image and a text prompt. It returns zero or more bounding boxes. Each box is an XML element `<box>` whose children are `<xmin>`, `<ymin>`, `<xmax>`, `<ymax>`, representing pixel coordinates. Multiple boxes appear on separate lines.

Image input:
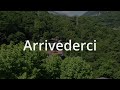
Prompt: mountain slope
<box><xmin>83</xmin><ymin>11</ymin><xmax>120</xmax><ymax>28</ymax></box>
<box><xmin>49</xmin><ymin>11</ymin><xmax>87</xmax><ymax>16</ymax></box>
<box><xmin>83</xmin><ymin>11</ymin><xmax>112</xmax><ymax>16</ymax></box>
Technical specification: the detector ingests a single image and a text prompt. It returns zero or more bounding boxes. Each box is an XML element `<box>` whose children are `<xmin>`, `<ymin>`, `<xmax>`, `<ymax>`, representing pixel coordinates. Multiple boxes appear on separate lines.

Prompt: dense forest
<box><xmin>0</xmin><ymin>11</ymin><xmax>120</xmax><ymax>79</ymax></box>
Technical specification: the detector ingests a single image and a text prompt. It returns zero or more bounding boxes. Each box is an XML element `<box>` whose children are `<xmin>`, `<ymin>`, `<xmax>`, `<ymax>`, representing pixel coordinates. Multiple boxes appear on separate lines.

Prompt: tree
<box><xmin>42</xmin><ymin>55</ymin><xmax>62</xmax><ymax>79</ymax></box>
<box><xmin>7</xmin><ymin>31</ymin><xmax>26</xmax><ymax>44</ymax></box>
<box><xmin>60</xmin><ymin>57</ymin><xmax>93</xmax><ymax>79</ymax></box>
<box><xmin>0</xmin><ymin>42</ymin><xmax>47</xmax><ymax>79</ymax></box>
<box><xmin>92</xmin><ymin>57</ymin><xmax>120</xmax><ymax>78</ymax></box>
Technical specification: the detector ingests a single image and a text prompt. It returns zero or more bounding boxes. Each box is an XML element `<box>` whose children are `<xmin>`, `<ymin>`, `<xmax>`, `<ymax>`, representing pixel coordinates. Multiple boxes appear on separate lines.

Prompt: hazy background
<box><xmin>54</xmin><ymin>11</ymin><xmax>87</xmax><ymax>16</ymax></box>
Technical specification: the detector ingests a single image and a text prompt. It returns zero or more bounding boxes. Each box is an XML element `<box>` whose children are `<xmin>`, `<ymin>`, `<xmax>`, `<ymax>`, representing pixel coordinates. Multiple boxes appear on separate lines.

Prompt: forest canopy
<box><xmin>0</xmin><ymin>11</ymin><xmax>120</xmax><ymax>79</ymax></box>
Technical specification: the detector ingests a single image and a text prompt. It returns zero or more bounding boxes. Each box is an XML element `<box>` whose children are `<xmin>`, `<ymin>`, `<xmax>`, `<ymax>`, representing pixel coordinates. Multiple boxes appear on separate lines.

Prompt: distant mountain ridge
<box><xmin>49</xmin><ymin>11</ymin><xmax>120</xmax><ymax>17</ymax></box>
<box><xmin>83</xmin><ymin>11</ymin><xmax>111</xmax><ymax>16</ymax></box>
<box><xmin>83</xmin><ymin>11</ymin><xmax>120</xmax><ymax>28</ymax></box>
<box><xmin>49</xmin><ymin>11</ymin><xmax>112</xmax><ymax>17</ymax></box>
<box><xmin>48</xmin><ymin>11</ymin><xmax>87</xmax><ymax>16</ymax></box>
<box><xmin>48</xmin><ymin>11</ymin><xmax>68</xmax><ymax>16</ymax></box>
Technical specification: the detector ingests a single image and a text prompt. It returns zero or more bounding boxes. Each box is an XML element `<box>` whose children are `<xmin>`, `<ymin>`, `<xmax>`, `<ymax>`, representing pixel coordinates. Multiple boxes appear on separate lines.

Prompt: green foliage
<box><xmin>92</xmin><ymin>57</ymin><xmax>120</xmax><ymax>78</ymax></box>
<box><xmin>0</xmin><ymin>42</ymin><xmax>47</xmax><ymax>79</ymax></box>
<box><xmin>42</xmin><ymin>55</ymin><xmax>62</xmax><ymax>79</ymax></box>
<box><xmin>7</xmin><ymin>31</ymin><xmax>26</xmax><ymax>43</ymax></box>
<box><xmin>0</xmin><ymin>11</ymin><xmax>120</xmax><ymax>79</ymax></box>
<box><xmin>60</xmin><ymin>57</ymin><xmax>93</xmax><ymax>79</ymax></box>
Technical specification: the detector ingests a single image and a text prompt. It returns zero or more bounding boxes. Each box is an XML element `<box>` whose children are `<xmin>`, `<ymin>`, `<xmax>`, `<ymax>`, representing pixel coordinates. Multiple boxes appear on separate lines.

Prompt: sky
<box><xmin>54</xmin><ymin>11</ymin><xmax>87</xmax><ymax>16</ymax></box>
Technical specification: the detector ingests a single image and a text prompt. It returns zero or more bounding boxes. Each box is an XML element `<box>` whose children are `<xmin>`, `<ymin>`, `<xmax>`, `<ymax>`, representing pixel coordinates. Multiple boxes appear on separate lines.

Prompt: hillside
<box><xmin>49</xmin><ymin>11</ymin><xmax>87</xmax><ymax>16</ymax></box>
<box><xmin>83</xmin><ymin>11</ymin><xmax>120</xmax><ymax>28</ymax></box>
<box><xmin>0</xmin><ymin>11</ymin><xmax>120</xmax><ymax>79</ymax></box>
<box><xmin>83</xmin><ymin>11</ymin><xmax>110</xmax><ymax>16</ymax></box>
